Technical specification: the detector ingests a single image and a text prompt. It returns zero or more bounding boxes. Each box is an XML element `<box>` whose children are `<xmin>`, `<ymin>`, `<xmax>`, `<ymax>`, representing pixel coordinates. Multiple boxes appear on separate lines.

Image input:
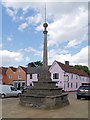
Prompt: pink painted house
<box><xmin>27</xmin><ymin>60</ymin><xmax>90</xmax><ymax>91</ymax></box>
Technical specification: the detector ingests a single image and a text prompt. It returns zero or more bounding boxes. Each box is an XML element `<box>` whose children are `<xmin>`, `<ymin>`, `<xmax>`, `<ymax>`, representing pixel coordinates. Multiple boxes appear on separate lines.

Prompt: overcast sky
<box><xmin>0</xmin><ymin>0</ymin><xmax>89</xmax><ymax>67</ymax></box>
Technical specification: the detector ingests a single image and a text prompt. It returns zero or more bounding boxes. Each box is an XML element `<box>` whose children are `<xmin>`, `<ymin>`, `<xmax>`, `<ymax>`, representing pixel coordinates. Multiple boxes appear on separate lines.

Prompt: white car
<box><xmin>0</xmin><ymin>85</ymin><xmax>22</xmax><ymax>98</ymax></box>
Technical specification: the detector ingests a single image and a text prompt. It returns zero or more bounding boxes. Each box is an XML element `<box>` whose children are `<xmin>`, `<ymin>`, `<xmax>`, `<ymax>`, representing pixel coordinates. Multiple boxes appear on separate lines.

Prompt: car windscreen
<box><xmin>10</xmin><ymin>87</ymin><xmax>16</xmax><ymax>91</ymax></box>
<box><xmin>79</xmin><ymin>86</ymin><xmax>90</xmax><ymax>90</ymax></box>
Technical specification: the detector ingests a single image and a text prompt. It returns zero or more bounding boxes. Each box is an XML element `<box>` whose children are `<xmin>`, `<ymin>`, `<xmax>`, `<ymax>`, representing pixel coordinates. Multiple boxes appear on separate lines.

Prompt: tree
<box><xmin>74</xmin><ymin>65</ymin><xmax>90</xmax><ymax>76</ymax></box>
<box><xmin>28</xmin><ymin>61</ymin><xmax>43</xmax><ymax>67</ymax></box>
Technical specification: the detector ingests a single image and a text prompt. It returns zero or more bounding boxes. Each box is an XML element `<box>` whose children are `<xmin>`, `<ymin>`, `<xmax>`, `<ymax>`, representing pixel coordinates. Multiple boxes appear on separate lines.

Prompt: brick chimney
<box><xmin>65</xmin><ymin>61</ymin><xmax>69</xmax><ymax>65</ymax></box>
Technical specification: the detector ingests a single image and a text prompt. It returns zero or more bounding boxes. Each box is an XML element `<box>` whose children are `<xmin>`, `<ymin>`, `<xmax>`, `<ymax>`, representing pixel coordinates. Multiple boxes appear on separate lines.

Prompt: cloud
<box><xmin>19</xmin><ymin>45</ymin><xmax>88</xmax><ymax>67</ymax></box>
<box><xmin>35</xmin><ymin>3</ymin><xmax>88</xmax><ymax>48</ymax></box>
<box><xmin>6</xmin><ymin>7</ymin><xmax>17</xmax><ymax>20</ymax></box>
<box><xmin>47</xmin><ymin>7</ymin><xmax>87</xmax><ymax>47</ymax></box>
<box><xmin>3</xmin><ymin>2</ymin><xmax>88</xmax><ymax>48</ymax></box>
<box><xmin>18</xmin><ymin>22</ymin><xmax>28</xmax><ymax>31</ymax></box>
<box><xmin>18</xmin><ymin>13</ymin><xmax>43</xmax><ymax>31</ymax></box>
<box><xmin>0</xmin><ymin>50</ymin><xmax>23</xmax><ymax>66</ymax></box>
<box><xmin>2</xmin><ymin>2</ymin><xmax>89</xmax><ymax>67</ymax></box>
<box><xmin>26</xmin><ymin>13</ymin><xmax>43</xmax><ymax>25</ymax></box>
<box><xmin>71</xmin><ymin>46</ymin><xmax>88</xmax><ymax>65</ymax></box>
<box><xmin>48</xmin><ymin>46</ymin><xmax>88</xmax><ymax>67</ymax></box>
<box><xmin>25</xmin><ymin>56</ymin><xmax>30</xmax><ymax>62</ymax></box>
<box><xmin>24</xmin><ymin>47</ymin><xmax>42</xmax><ymax>56</ymax></box>
<box><xmin>65</xmin><ymin>39</ymin><xmax>82</xmax><ymax>48</ymax></box>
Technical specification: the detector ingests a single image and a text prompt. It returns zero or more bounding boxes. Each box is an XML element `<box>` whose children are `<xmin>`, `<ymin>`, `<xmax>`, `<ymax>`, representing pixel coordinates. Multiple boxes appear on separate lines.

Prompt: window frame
<box><xmin>18</xmin><ymin>75</ymin><xmax>22</xmax><ymax>79</ymax></box>
<box><xmin>30</xmin><ymin>74</ymin><xmax>32</xmax><ymax>79</ymax></box>
<box><xmin>76</xmin><ymin>82</ymin><xmax>78</xmax><ymax>88</ymax></box>
<box><xmin>53</xmin><ymin>73</ymin><xmax>59</xmax><ymax>79</ymax></box>
<box><xmin>67</xmin><ymin>82</ymin><xmax>69</xmax><ymax>88</ymax></box>
<box><xmin>71</xmin><ymin>83</ymin><xmax>73</xmax><ymax>88</ymax></box>
<box><xmin>9</xmin><ymin>75</ymin><xmax>12</xmax><ymax>79</ymax></box>
<box><xmin>71</xmin><ymin>74</ymin><xmax>73</xmax><ymax>79</ymax></box>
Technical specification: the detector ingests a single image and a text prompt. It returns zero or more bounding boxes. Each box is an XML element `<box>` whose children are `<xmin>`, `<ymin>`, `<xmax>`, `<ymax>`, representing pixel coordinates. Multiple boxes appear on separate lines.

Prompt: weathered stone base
<box><xmin>19</xmin><ymin>93</ymin><xmax>69</xmax><ymax>109</ymax></box>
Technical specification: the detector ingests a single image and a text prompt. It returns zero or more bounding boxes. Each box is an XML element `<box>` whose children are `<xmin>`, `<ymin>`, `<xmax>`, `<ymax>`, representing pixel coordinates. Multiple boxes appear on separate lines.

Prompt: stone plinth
<box><xmin>19</xmin><ymin>93</ymin><xmax>69</xmax><ymax>109</ymax></box>
<box><xmin>19</xmin><ymin>68</ymin><xmax>69</xmax><ymax>109</ymax></box>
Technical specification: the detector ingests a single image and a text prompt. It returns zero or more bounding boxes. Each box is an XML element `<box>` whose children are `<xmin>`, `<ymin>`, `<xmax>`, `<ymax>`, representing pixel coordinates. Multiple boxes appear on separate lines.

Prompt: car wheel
<box><xmin>17</xmin><ymin>93</ymin><xmax>21</xmax><ymax>97</ymax></box>
<box><xmin>77</xmin><ymin>95</ymin><xmax>81</xmax><ymax>99</ymax></box>
<box><xmin>1</xmin><ymin>94</ymin><xmax>5</xmax><ymax>98</ymax></box>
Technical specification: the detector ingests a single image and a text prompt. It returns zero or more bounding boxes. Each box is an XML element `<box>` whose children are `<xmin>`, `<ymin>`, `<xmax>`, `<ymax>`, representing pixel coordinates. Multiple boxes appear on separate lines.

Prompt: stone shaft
<box><xmin>43</xmin><ymin>25</ymin><xmax>48</xmax><ymax>69</ymax></box>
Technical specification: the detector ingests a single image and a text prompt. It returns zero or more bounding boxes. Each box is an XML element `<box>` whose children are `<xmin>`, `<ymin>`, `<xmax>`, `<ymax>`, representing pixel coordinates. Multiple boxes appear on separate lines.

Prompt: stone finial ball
<box><xmin>43</xmin><ymin>23</ymin><xmax>48</xmax><ymax>27</ymax></box>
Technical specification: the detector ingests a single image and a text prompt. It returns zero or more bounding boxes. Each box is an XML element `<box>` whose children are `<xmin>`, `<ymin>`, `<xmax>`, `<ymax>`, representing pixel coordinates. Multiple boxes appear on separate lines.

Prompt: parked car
<box><xmin>76</xmin><ymin>85</ymin><xmax>90</xmax><ymax>99</ymax></box>
<box><xmin>0</xmin><ymin>85</ymin><xmax>22</xmax><ymax>98</ymax></box>
<box><xmin>22</xmin><ymin>86</ymin><xmax>33</xmax><ymax>93</ymax></box>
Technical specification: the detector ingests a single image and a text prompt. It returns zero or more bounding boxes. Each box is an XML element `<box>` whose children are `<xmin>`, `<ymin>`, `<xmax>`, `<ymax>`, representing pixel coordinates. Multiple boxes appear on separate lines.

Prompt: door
<box><xmin>10</xmin><ymin>86</ymin><xmax>17</xmax><ymax>96</ymax></box>
<box><xmin>17</xmin><ymin>83</ymin><xmax>20</xmax><ymax>90</ymax></box>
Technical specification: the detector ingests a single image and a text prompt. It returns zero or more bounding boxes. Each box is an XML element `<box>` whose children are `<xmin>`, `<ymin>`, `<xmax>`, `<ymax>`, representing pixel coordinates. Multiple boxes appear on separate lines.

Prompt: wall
<box><xmin>0</xmin><ymin>74</ymin><xmax>6</xmax><ymax>84</ymax></box>
<box><xmin>6</xmin><ymin>68</ymin><xmax>15</xmax><ymax>84</ymax></box>
<box><xmin>27</xmin><ymin>61</ymin><xmax>90</xmax><ymax>91</ymax></box>
<box><xmin>0</xmin><ymin>80</ymin><xmax>2</xmax><ymax>85</ymax></box>
<box><xmin>49</xmin><ymin>62</ymin><xmax>64</xmax><ymax>88</ymax></box>
<box><xmin>27</xmin><ymin>74</ymin><xmax>38</xmax><ymax>86</ymax></box>
<box><xmin>14</xmin><ymin>67</ymin><xmax>26</xmax><ymax>81</ymax></box>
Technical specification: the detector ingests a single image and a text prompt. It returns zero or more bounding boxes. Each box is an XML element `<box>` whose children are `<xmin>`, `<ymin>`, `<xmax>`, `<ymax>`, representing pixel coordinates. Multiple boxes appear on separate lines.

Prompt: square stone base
<box><xmin>19</xmin><ymin>93</ymin><xmax>69</xmax><ymax>109</ymax></box>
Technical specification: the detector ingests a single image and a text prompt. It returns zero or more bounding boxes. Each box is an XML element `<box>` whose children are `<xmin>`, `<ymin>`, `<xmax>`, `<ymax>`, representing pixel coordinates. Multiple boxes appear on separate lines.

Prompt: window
<box><xmin>67</xmin><ymin>83</ymin><xmax>69</xmax><ymax>88</ymax></box>
<box><xmin>30</xmin><ymin>74</ymin><xmax>32</xmax><ymax>79</ymax></box>
<box><xmin>64</xmin><ymin>75</ymin><xmax>69</xmax><ymax>82</ymax></box>
<box><xmin>22</xmin><ymin>83</ymin><xmax>25</xmax><ymax>87</ymax></box>
<box><xmin>10</xmin><ymin>87</ymin><xmax>16</xmax><ymax>91</ymax></box>
<box><xmin>76</xmin><ymin>82</ymin><xmax>78</xmax><ymax>88</ymax></box>
<box><xmin>79</xmin><ymin>76</ymin><xmax>81</xmax><ymax>80</ymax></box>
<box><xmin>71</xmin><ymin>74</ymin><xmax>73</xmax><ymax>79</ymax></box>
<box><xmin>9</xmin><ymin>75</ymin><xmax>12</xmax><ymax>79</ymax></box>
<box><xmin>0</xmin><ymin>75</ymin><xmax>2</xmax><ymax>79</ymax></box>
<box><xmin>53</xmin><ymin>73</ymin><xmax>59</xmax><ymax>79</ymax></box>
<box><xmin>64</xmin><ymin>84</ymin><xmax>65</xmax><ymax>90</ymax></box>
<box><xmin>76</xmin><ymin>75</ymin><xmax>78</xmax><ymax>79</ymax></box>
<box><xmin>71</xmin><ymin>83</ymin><xmax>73</xmax><ymax>88</ymax></box>
<box><xmin>18</xmin><ymin>75</ymin><xmax>22</xmax><ymax>79</ymax></box>
<box><xmin>37</xmin><ymin>74</ymin><xmax>39</xmax><ymax>79</ymax></box>
<box><xmin>14</xmin><ymin>83</ymin><xmax>17</xmax><ymax>89</ymax></box>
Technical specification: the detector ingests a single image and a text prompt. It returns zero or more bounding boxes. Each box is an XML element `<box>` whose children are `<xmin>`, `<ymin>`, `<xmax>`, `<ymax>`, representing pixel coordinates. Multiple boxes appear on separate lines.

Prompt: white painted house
<box><xmin>27</xmin><ymin>61</ymin><xmax>90</xmax><ymax>91</ymax></box>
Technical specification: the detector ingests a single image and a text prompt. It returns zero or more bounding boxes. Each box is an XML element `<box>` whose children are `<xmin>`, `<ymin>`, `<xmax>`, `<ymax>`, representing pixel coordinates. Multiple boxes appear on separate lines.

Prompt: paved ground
<box><xmin>1</xmin><ymin>92</ymin><xmax>90</xmax><ymax>118</ymax></box>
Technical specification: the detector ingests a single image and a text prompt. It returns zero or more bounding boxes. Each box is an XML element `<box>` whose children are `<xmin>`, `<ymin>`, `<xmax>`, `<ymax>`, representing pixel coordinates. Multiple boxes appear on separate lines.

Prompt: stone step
<box><xmin>27</xmin><ymin>88</ymin><xmax>62</xmax><ymax>96</ymax></box>
<box><xmin>33</xmin><ymin>81</ymin><xmax>57</xmax><ymax>88</ymax></box>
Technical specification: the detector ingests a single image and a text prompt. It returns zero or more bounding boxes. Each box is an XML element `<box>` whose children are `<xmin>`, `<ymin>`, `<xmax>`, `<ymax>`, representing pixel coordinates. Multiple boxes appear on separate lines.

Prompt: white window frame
<box><xmin>18</xmin><ymin>75</ymin><xmax>22</xmax><ymax>79</ymax></box>
<box><xmin>53</xmin><ymin>73</ymin><xmax>59</xmax><ymax>79</ymax></box>
<box><xmin>9</xmin><ymin>75</ymin><xmax>12</xmax><ymax>79</ymax></box>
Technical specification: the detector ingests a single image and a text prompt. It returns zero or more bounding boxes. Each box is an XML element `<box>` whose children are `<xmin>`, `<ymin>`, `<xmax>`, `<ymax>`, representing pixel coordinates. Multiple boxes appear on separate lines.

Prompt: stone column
<box><xmin>43</xmin><ymin>23</ymin><xmax>48</xmax><ymax>70</ymax></box>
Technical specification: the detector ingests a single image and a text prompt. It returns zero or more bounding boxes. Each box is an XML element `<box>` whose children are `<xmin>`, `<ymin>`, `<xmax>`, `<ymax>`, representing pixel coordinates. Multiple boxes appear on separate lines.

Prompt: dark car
<box><xmin>76</xmin><ymin>85</ymin><xmax>90</xmax><ymax>99</ymax></box>
<box><xmin>22</xmin><ymin>86</ymin><xmax>33</xmax><ymax>94</ymax></box>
